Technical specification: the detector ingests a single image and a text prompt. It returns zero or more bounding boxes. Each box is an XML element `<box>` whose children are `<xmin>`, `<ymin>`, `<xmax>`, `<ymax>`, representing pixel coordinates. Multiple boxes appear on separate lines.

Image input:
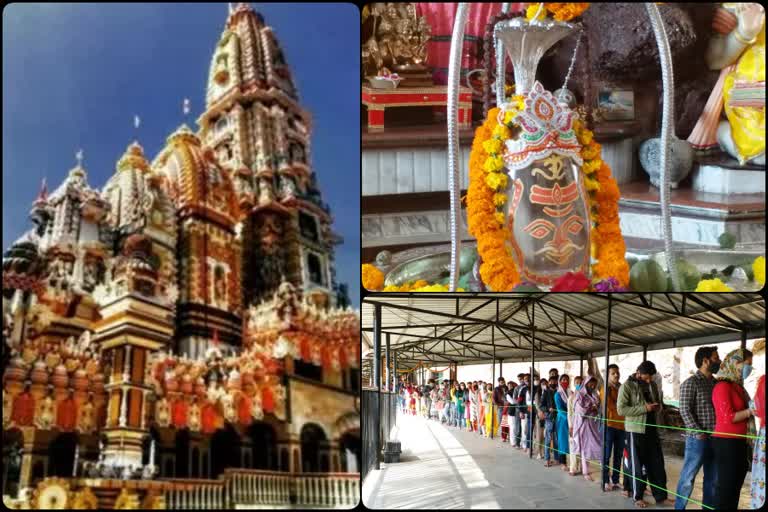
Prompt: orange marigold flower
<box><xmin>361</xmin><ymin>264</ymin><xmax>384</xmax><ymax>291</ymax></box>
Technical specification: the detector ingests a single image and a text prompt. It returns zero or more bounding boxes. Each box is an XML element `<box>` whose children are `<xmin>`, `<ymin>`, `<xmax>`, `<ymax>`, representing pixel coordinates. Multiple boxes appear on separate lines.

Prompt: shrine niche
<box><xmin>361</xmin><ymin>2</ymin><xmax>765</xmax><ymax>293</ymax></box>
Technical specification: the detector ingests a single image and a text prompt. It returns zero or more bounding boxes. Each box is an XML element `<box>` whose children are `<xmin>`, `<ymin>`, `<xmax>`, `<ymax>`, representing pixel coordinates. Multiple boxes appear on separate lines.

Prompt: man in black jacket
<box><xmin>508</xmin><ymin>374</ymin><xmax>525</xmax><ymax>447</ymax></box>
<box><xmin>493</xmin><ymin>377</ymin><xmax>507</xmax><ymax>439</ymax></box>
<box><xmin>541</xmin><ymin>376</ymin><xmax>559</xmax><ymax>466</ymax></box>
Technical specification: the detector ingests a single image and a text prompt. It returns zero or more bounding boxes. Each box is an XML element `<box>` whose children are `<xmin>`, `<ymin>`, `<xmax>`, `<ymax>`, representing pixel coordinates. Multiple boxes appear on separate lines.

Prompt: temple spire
<box><xmin>75</xmin><ymin>148</ymin><xmax>84</xmax><ymax>167</ymax></box>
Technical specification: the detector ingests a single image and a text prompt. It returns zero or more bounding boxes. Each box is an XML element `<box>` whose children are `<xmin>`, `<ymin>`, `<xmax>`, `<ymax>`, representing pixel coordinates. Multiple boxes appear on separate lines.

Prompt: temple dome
<box><xmin>152</xmin><ymin>126</ymin><xmax>240</xmax><ymax>227</ymax></box>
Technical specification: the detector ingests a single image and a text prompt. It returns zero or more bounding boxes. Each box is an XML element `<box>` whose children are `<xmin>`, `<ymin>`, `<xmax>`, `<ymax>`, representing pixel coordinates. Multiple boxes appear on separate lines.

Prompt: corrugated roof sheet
<box><xmin>362</xmin><ymin>293</ymin><xmax>765</xmax><ymax>367</ymax></box>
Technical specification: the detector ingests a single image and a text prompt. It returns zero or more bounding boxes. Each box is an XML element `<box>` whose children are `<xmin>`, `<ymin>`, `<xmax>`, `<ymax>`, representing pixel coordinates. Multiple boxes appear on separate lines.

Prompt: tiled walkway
<box><xmin>363</xmin><ymin>412</ymin><xmax>754</xmax><ymax>509</ymax></box>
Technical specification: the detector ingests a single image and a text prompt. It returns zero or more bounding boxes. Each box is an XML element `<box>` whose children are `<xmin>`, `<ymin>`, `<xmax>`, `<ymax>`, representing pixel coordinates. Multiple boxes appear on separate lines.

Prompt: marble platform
<box><xmin>691</xmin><ymin>156</ymin><xmax>765</xmax><ymax>195</ymax></box>
<box><xmin>619</xmin><ymin>181</ymin><xmax>765</xmax><ymax>246</ymax></box>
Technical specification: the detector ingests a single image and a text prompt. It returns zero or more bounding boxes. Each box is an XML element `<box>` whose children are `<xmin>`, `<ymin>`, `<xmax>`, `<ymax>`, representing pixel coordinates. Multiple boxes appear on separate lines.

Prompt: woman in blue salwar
<box><xmin>554</xmin><ymin>374</ymin><xmax>571</xmax><ymax>470</ymax></box>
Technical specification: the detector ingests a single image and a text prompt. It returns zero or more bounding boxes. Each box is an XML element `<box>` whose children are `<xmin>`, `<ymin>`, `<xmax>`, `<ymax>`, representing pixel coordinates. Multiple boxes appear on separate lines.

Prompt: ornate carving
<box><xmin>33</xmin><ymin>478</ymin><xmax>71</xmax><ymax>510</ymax></box>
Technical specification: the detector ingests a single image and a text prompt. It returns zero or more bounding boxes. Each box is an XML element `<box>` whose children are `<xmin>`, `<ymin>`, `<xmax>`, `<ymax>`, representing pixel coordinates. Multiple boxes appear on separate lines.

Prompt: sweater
<box><xmin>605</xmin><ymin>384</ymin><xmax>625</xmax><ymax>431</ymax></box>
<box><xmin>712</xmin><ymin>380</ymin><xmax>749</xmax><ymax>439</ymax></box>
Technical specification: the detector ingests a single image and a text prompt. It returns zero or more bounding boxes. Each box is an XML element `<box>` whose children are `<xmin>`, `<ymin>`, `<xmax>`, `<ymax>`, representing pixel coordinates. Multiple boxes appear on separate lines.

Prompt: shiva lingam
<box><xmin>493</xmin><ymin>18</ymin><xmax>591</xmax><ymax>287</ymax></box>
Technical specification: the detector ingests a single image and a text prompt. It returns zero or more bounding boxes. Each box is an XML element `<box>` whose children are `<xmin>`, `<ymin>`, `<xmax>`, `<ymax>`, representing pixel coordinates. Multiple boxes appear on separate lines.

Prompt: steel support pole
<box><xmin>373</xmin><ymin>303</ymin><xmax>382</xmax><ymax>471</ymax></box>
<box><xmin>385</xmin><ymin>333</ymin><xmax>391</xmax><ymax>392</ymax></box>
<box><xmin>601</xmin><ymin>295</ymin><xmax>613</xmax><ymax>491</ymax></box>
<box><xmin>491</xmin><ymin>356</ymin><xmax>495</xmax><ymax>440</ymax></box>
<box><xmin>393</xmin><ymin>349</ymin><xmax>398</xmax><ymax>392</ymax></box>
<box><xmin>741</xmin><ymin>329</ymin><xmax>747</xmax><ymax>350</ymax></box>
<box><xmin>579</xmin><ymin>353</ymin><xmax>584</xmax><ymax>378</ymax></box>
<box><xmin>642</xmin><ymin>344</ymin><xmax>648</xmax><ymax>362</ymax></box>
<box><xmin>384</xmin><ymin>333</ymin><xmax>393</xmax><ymax>441</ymax></box>
<box><xmin>530</xmin><ymin>303</ymin><xmax>535</xmax><ymax>459</ymax></box>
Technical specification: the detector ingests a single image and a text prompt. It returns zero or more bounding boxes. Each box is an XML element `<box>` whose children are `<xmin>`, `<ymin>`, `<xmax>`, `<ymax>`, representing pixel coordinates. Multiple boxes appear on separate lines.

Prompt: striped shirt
<box><xmin>679</xmin><ymin>370</ymin><xmax>716</xmax><ymax>436</ymax></box>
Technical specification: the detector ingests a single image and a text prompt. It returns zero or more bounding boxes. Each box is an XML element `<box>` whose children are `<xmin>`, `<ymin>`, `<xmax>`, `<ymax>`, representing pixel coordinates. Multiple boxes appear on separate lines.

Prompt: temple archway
<box><xmin>210</xmin><ymin>424</ymin><xmax>241</xmax><ymax>478</ymax></box>
<box><xmin>174</xmin><ymin>429</ymin><xmax>191</xmax><ymax>478</ymax></box>
<box><xmin>338</xmin><ymin>432</ymin><xmax>361</xmax><ymax>473</ymax></box>
<box><xmin>49</xmin><ymin>432</ymin><xmax>78</xmax><ymax>477</ymax></box>
<box><xmin>248</xmin><ymin>422</ymin><xmax>277</xmax><ymax>470</ymax></box>
<box><xmin>2</xmin><ymin>429</ymin><xmax>23</xmax><ymax>496</ymax></box>
<box><xmin>300</xmin><ymin>423</ymin><xmax>328</xmax><ymax>473</ymax></box>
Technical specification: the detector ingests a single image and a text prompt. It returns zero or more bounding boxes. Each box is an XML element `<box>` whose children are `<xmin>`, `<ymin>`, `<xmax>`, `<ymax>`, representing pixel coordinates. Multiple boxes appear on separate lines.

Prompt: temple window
<box><xmin>213</xmin><ymin>265</ymin><xmax>227</xmax><ymax>305</ymax></box>
<box><xmin>217</xmin><ymin>143</ymin><xmax>233</xmax><ymax>162</ymax></box>
<box><xmin>290</xmin><ymin>142</ymin><xmax>305</xmax><ymax>164</ymax></box>
<box><xmin>299</xmin><ymin>212</ymin><xmax>319</xmax><ymax>242</ymax></box>
<box><xmin>294</xmin><ymin>357</ymin><xmax>322</xmax><ymax>382</ymax></box>
<box><xmin>307</xmin><ymin>252</ymin><xmax>325</xmax><ymax>286</ymax></box>
<box><xmin>215</xmin><ymin>116</ymin><xmax>229</xmax><ymax>134</ymax></box>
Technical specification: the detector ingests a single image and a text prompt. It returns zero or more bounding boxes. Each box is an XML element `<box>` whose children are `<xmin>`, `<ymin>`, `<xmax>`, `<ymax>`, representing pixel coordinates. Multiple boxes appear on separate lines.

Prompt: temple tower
<box><xmin>197</xmin><ymin>3</ymin><xmax>342</xmax><ymax>308</ymax></box>
<box><xmin>152</xmin><ymin>126</ymin><xmax>243</xmax><ymax>357</ymax></box>
<box><xmin>92</xmin><ymin>142</ymin><xmax>178</xmax><ymax>469</ymax></box>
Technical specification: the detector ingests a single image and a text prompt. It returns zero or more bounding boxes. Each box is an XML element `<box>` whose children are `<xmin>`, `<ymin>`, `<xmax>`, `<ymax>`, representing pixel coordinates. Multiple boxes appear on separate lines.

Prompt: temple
<box><xmin>2</xmin><ymin>4</ymin><xmax>359</xmax><ymax>509</ymax></box>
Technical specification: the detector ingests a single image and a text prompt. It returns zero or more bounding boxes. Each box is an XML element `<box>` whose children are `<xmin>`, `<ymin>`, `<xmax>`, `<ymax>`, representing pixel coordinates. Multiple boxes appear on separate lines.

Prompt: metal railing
<box><xmin>362</xmin><ymin>389</ymin><xmax>397</xmax><ymax>482</ymax></box>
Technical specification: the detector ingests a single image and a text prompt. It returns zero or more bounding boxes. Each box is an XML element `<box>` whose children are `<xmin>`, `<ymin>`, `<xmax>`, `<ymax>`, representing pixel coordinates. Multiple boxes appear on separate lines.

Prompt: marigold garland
<box><xmin>526</xmin><ymin>3</ymin><xmax>590</xmax><ymax>22</ymax></box>
<box><xmin>466</xmin><ymin>102</ymin><xmax>629</xmax><ymax>291</ymax></box>
<box><xmin>382</xmin><ymin>281</ymin><xmax>465</xmax><ymax>292</ymax></box>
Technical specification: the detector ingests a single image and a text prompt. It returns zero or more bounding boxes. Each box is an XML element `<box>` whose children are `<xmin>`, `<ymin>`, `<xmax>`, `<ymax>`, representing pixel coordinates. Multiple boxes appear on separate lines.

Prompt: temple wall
<box><xmin>288</xmin><ymin>378</ymin><xmax>357</xmax><ymax>440</ymax></box>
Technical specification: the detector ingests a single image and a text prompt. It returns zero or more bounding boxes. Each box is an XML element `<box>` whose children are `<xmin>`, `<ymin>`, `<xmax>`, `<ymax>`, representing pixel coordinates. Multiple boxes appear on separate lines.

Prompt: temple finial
<box><xmin>36</xmin><ymin>177</ymin><xmax>48</xmax><ymax>203</ymax></box>
<box><xmin>183</xmin><ymin>98</ymin><xmax>191</xmax><ymax>117</ymax></box>
<box><xmin>75</xmin><ymin>149</ymin><xmax>84</xmax><ymax>167</ymax></box>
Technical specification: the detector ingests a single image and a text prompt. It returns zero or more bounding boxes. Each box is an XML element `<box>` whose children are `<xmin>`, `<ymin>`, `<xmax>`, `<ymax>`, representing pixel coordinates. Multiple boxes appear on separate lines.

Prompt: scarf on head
<box><xmin>577</xmin><ymin>375</ymin><xmax>600</xmax><ymax>413</ymax></box>
<box><xmin>557</xmin><ymin>378</ymin><xmax>570</xmax><ymax>406</ymax></box>
<box><xmin>718</xmin><ymin>348</ymin><xmax>757</xmax><ymax>448</ymax></box>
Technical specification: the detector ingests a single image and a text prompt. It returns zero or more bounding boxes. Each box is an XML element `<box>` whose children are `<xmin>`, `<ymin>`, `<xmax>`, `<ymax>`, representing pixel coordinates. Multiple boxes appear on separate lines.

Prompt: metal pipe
<box><xmin>495</xmin><ymin>3</ymin><xmax>513</xmax><ymax>107</ymax></box>
<box><xmin>645</xmin><ymin>3</ymin><xmax>679</xmax><ymax>291</ymax></box>
<box><xmin>373</xmin><ymin>303</ymin><xmax>382</xmax><ymax>471</ymax></box>
<box><xmin>447</xmin><ymin>3</ymin><xmax>469</xmax><ymax>291</ymax></box>
<box><xmin>741</xmin><ymin>329</ymin><xmax>747</xmax><ymax>350</ymax></box>
<box><xmin>579</xmin><ymin>353</ymin><xmax>584</xmax><ymax>378</ymax></box>
<box><xmin>601</xmin><ymin>294</ymin><xmax>612</xmax><ymax>491</ymax></box>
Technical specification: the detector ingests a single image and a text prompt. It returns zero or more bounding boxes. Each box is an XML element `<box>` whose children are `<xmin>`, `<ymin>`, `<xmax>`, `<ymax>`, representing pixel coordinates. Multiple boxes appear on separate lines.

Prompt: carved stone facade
<box><xmin>1</xmin><ymin>4</ymin><xmax>358</xmax><ymax>505</ymax></box>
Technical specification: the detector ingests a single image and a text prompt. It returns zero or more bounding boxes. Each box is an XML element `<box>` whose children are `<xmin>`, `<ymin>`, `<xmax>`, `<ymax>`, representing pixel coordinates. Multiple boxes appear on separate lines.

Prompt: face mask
<box><xmin>742</xmin><ymin>364</ymin><xmax>753</xmax><ymax>380</ymax></box>
<box><xmin>575</xmin><ymin>384</ymin><xmax>582</xmax><ymax>391</ymax></box>
<box><xmin>708</xmin><ymin>361</ymin><xmax>720</xmax><ymax>374</ymax></box>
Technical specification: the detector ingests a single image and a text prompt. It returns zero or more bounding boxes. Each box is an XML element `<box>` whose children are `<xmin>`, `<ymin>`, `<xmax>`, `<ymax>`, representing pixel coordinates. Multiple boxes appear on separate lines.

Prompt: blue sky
<box><xmin>2</xmin><ymin>2</ymin><xmax>360</xmax><ymax>306</ymax></box>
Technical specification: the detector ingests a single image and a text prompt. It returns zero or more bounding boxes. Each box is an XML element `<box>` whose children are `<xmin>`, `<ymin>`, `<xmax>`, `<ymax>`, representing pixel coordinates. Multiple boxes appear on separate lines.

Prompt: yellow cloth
<box><xmin>723</xmin><ymin>25</ymin><xmax>765</xmax><ymax>163</ymax></box>
<box><xmin>484</xmin><ymin>396</ymin><xmax>499</xmax><ymax>435</ymax></box>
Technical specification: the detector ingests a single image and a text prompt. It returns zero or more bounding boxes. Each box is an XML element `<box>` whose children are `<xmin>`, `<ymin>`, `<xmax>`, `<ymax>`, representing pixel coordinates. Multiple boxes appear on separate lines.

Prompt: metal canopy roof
<box><xmin>361</xmin><ymin>293</ymin><xmax>765</xmax><ymax>371</ymax></box>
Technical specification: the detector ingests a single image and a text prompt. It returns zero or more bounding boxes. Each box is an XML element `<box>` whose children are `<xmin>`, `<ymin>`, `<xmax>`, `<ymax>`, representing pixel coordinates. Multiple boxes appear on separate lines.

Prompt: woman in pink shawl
<box><xmin>573</xmin><ymin>375</ymin><xmax>603</xmax><ymax>481</ymax></box>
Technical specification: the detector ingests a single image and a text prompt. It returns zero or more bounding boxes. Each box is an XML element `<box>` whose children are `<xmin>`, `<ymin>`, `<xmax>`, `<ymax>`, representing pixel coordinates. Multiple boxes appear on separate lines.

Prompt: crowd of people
<box><xmin>395</xmin><ymin>347</ymin><xmax>765</xmax><ymax>510</ymax></box>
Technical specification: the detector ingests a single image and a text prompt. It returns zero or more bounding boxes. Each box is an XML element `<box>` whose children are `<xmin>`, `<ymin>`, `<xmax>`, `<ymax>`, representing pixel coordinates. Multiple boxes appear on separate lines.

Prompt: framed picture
<box><xmin>597</xmin><ymin>89</ymin><xmax>635</xmax><ymax>121</ymax></box>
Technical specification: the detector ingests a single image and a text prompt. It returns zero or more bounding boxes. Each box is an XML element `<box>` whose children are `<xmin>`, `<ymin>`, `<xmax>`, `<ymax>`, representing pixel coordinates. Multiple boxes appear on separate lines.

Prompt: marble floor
<box><xmin>363</xmin><ymin>412</ymin><xmax>755</xmax><ymax>510</ymax></box>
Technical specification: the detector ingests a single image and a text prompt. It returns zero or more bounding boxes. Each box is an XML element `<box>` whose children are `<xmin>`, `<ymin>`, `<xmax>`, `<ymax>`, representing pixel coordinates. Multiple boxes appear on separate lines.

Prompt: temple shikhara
<box><xmin>2</xmin><ymin>4</ymin><xmax>360</xmax><ymax>509</ymax></box>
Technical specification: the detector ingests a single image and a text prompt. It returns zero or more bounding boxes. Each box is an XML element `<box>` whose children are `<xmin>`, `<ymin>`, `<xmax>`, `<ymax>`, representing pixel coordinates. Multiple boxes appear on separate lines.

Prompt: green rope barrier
<box><xmin>566</xmin><ymin>409</ymin><xmax>765</xmax><ymax>441</ymax></box>
<box><xmin>422</xmin><ymin>400</ymin><xmax>766</xmax><ymax>440</ymax></box>
<box><xmin>421</xmin><ymin>411</ymin><xmax>722</xmax><ymax>511</ymax></box>
<box><xmin>518</xmin><ymin>435</ymin><xmax>718</xmax><ymax>511</ymax></box>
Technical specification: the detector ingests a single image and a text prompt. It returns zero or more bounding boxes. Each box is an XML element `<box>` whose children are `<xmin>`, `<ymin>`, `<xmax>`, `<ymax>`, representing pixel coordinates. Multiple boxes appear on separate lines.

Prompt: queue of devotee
<box><xmin>395</xmin><ymin>348</ymin><xmax>765</xmax><ymax>510</ymax></box>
